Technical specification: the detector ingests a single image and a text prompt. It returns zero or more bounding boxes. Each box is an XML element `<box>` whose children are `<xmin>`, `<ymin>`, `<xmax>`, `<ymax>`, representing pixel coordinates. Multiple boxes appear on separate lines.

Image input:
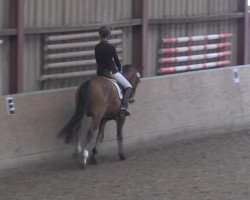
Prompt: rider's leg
<box><xmin>112</xmin><ymin>72</ymin><xmax>132</xmax><ymax>116</ymax></box>
<box><xmin>120</xmin><ymin>87</ymin><xmax>132</xmax><ymax>115</ymax></box>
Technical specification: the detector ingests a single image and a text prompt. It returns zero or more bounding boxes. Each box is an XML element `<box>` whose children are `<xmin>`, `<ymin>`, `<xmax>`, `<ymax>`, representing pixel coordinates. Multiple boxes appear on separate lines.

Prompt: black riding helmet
<box><xmin>99</xmin><ymin>26</ymin><xmax>111</xmax><ymax>38</ymax></box>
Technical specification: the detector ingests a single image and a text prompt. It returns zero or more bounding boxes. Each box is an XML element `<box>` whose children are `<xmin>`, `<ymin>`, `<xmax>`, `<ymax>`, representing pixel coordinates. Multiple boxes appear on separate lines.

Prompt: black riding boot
<box><xmin>120</xmin><ymin>87</ymin><xmax>132</xmax><ymax>116</ymax></box>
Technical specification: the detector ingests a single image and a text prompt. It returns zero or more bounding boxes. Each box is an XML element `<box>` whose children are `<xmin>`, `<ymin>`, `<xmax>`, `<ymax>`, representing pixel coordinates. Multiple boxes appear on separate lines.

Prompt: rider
<box><xmin>95</xmin><ymin>25</ymin><xmax>132</xmax><ymax>116</ymax></box>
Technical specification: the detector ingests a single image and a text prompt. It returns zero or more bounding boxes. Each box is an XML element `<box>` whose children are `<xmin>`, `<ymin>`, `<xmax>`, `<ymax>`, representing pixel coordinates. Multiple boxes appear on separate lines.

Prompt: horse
<box><xmin>57</xmin><ymin>64</ymin><xmax>141</xmax><ymax>169</ymax></box>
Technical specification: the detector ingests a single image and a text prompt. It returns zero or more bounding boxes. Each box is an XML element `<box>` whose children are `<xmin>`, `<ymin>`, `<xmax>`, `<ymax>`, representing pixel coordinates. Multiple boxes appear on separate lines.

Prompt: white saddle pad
<box><xmin>110</xmin><ymin>80</ymin><xmax>123</xmax><ymax>100</ymax></box>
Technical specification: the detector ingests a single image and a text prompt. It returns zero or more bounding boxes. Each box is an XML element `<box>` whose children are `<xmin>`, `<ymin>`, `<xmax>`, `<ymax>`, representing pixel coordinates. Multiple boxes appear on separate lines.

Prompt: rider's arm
<box><xmin>94</xmin><ymin>46</ymin><xmax>100</xmax><ymax>66</ymax></box>
<box><xmin>112</xmin><ymin>46</ymin><xmax>122</xmax><ymax>72</ymax></box>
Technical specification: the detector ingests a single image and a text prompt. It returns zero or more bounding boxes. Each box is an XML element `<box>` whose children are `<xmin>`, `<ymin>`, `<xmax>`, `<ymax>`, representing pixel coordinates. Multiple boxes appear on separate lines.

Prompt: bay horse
<box><xmin>57</xmin><ymin>64</ymin><xmax>141</xmax><ymax>169</ymax></box>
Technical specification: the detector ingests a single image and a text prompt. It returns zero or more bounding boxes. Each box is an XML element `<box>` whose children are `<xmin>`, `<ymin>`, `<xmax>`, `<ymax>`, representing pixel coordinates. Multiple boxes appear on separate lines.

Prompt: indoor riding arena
<box><xmin>1</xmin><ymin>0</ymin><xmax>250</xmax><ymax>199</ymax></box>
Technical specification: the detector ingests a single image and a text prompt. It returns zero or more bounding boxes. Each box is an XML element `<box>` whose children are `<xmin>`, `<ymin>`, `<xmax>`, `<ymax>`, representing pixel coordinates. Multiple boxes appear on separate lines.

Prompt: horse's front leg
<box><xmin>116</xmin><ymin>115</ymin><xmax>126</xmax><ymax>160</ymax></box>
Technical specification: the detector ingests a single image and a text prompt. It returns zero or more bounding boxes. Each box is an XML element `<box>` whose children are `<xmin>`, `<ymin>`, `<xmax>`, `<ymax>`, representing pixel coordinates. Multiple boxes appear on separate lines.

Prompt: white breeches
<box><xmin>112</xmin><ymin>72</ymin><xmax>132</xmax><ymax>89</ymax></box>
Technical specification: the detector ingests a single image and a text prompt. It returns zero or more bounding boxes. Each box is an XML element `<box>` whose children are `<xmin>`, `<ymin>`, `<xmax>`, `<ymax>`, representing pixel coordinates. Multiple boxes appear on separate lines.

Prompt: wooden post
<box><xmin>8</xmin><ymin>0</ymin><xmax>18</xmax><ymax>94</ymax></box>
<box><xmin>8</xmin><ymin>0</ymin><xmax>25</xmax><ymax>94</ymax></box>
<box><xmin>142</xmin><ymin>0</ymin><xmax>149</xmax><ymax>76</ymax></box>
<box><xmin>237</xmin><ymin>0</ymin><xmax>246</xmax><ymax>65</ymax></box>
<box><xmin>132</xmin><ymin>0</ymin><xmax>143</xmax><ymax>75</ymax></box>
<box><xmin>17</xmin><ymin>0</ymin><xmax>25</xmax><ymax>92</ymax></box>
<box><xmin>244</xmin><ymin>0</ymin><xmax>249</xmax><ymax>64</ymax></box>
<box><xmin>132</xmin><ymin>0</ymin><xmax>149</xmax><ymax>76</ymax></box>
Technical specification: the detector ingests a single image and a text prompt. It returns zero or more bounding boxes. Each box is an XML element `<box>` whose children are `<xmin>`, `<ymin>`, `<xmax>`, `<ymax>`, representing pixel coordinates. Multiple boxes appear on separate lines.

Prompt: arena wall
<box><xmin>1</xmin><ymin>65</ymin><xmax>250</xmax><ymax>169</ymax></box>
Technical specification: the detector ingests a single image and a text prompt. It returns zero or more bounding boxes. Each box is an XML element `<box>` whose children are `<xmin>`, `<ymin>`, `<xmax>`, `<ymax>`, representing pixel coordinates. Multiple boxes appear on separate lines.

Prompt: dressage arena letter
<box><xmin>233</xmin><ymin>68</ymin><xmax>240</xmax><ymax>84</ymax></box>
<box><xmin>6</xmin><ymin>97</ymin><xmax>15</xmax><ymax>115</ymax></box>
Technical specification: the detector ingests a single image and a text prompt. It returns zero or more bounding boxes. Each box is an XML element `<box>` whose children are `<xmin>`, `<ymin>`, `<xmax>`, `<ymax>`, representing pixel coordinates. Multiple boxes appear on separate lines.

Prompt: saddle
<box><xmin>107</xmin><ymin>78</ymin><xmax>123</xmax><ymax>100</ymax></box>
<box><xmin>97</xmin><ymin>70</ymin><xmax>124</xmax><ymax>99</ymax></box>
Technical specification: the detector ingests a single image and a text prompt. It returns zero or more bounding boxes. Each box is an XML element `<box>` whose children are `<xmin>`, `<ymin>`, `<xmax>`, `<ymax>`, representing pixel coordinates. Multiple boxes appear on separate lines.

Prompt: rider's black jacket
<box><xmin>95</xmin><ymin>40</ymin><xmax>121</xmax><ymax>76</ymax></box>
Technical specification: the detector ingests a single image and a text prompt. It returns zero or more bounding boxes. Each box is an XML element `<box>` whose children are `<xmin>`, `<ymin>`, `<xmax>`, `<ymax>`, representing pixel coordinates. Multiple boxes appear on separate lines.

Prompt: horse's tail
<box><xmin>57</xmin><ymin>80</ymin><xmax>91</xmax><ymax>144</ymax></box>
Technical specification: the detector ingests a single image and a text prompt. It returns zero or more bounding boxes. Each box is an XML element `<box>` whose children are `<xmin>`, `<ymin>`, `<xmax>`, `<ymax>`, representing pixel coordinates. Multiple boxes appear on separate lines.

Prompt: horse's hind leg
<box><xmin>73</xmin><ymin>140</ymin><xmax>82</xmax><ymax>161</ymax></box>
<box><xmin>72</xmin><ymin>123</ymin><xmax>82</xmax><ymax>160</ymax></box>
<box><xmin>89</xmin><ymin>118</ymin><xmax>108</xmax><ymax>164</ymax></box>
<box><xmin>116</xmin><ymin>115</ymin><xmax>126</xmax><ymax>160</ymax></box>
<box><xmin>78</xmin><ymin>116</ymin><xmax>102</xmax><ymax>169</ymax></box>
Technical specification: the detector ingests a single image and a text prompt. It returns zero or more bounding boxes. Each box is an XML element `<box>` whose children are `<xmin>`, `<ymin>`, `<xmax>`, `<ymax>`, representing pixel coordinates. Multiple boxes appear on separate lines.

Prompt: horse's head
<box><xmin>122</xmin><ymin>64</ymin><xmax>141</xmax><ymax>103</ymax></box>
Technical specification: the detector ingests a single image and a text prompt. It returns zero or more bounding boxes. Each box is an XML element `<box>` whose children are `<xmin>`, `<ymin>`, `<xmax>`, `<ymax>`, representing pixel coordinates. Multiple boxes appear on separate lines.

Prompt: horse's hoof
<box><xmin>78</xmin><ymin>154</ymin><xmax>87</xmax><ymax>170</ymax></box>
<box><xmin>119</xmin><ymin>154</ymin><xmax>126</xmax><ymax>161</ymax></box>
<box><xmin>78</xmin><ymin>158</ymin><xmax>87</xmax><ymax>169</ymax></box>
<box><xmin>79</xmin><ymin>163</ymin><xmax>86</xmax><ymax>170</ymax></box>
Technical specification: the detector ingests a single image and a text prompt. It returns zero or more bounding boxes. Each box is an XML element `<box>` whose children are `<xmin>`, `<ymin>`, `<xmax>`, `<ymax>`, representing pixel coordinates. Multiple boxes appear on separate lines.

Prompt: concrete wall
<box><xmin>1</xmin><ymin>65</ymin><xmax>250</xmax><ymax>169</ymax></box>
